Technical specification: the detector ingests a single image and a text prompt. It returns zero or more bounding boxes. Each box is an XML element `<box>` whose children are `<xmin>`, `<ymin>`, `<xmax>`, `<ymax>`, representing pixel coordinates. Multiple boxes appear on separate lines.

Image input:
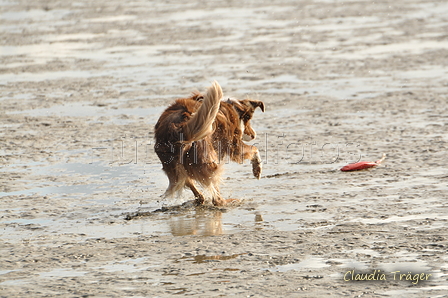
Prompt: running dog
<box><xmin>154</xmin><ymin>81</ymin><xmax>265</xmax><ymax>206</ymax></box>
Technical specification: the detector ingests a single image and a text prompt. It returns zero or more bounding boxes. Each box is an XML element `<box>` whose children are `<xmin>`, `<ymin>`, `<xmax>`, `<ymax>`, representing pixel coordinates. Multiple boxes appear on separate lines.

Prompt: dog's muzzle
<box><xmin>243</xmin><ymin>133</ymin><xmax>255</xmax><ymax>142</ymax></box>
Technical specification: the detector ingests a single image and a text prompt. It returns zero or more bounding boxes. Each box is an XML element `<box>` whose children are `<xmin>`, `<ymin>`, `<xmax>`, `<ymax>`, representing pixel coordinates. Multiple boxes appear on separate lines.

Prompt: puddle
<box><xmin>1</xmin><ymin>188</ymin><xmax>332</xmax><ymax>242</ymax></box>
<box><xmin>224</xmin><ymin>202</ymin><xmax>333</xmax><ymax>232</ymax></box>
<box><xmin>0</xmin><ymin>216</ymin><xmax>167</xmax><ymax>242</ymax></box>
<box><xmin>0</xmin><ymin>42</ymin><xmax>167</xmax><ymax>84</ymax></box>
<box><xmin>383</xmin><ymin>285</ymin><xmax>448</xmax><ymax>296</ymax></box>
<box><xmin>0</xmin><ymin>279</ymin><xmax>29</xmax><ymax>286</ymax></box>
<box><xmin>2</xmin><ymin>4</ymin><xmax>441</xmax><ymax>100</ymax></box>
<box><xmin>231</xmin><ymin>74</ymin><xmax>401</xmax><ymax>100</ymax></box>
<box><xmin>0</xmin><ymin>9</ymin><xmax>73</xmax><ymax>21</ymax></box>
<box><xmin>6</xmin><ymin>102</ymin><xmax>165</xmax><ymax>124</ymax></box>
<box><xmin>39</xmin><ymin>268</ymin><xmax>88</xmax><ymax>278</ymax></box>
<box><xmin>353</xmin><ymin>213</ymin><xmax>448</xmax><ymax>225</ymax></box>
<box><xmin>337</xmin><ymin>40</ymin><xmax>448</xmax><ymax>59</ymax></box>
<box><xmin>0</xmin><ymin>270</ymin><xmax>18</xmax><ymax>275</ymax></box>
<box><xmin>397</xmin><ymin>66</ymin><xmax>448</xmax><ymax>79</ymax></box>
<box><xmin>2</xmin><ymin>137</ymin><xmax>339</xmax><ymax>242</ymax></box>
<box><xmin>2</xmin><ymin>161</ymin><xmax>160</xmax><ymax>198</ymax></box>
<box><xmin>168</xmin><ymin>210</ymin><xmax>227</xmax><ymax>237</ymax></box>
<box><xmin>87</xmin><ymin>15</ymin><xmax>137</xmax><ymax>23</ymax></box>
<box><xmin>379</xmin><ymin>261</ymin><xmax>433</xmax><ymax>273</ymax></box>
<box><xmin>333</xmin><ymin>259</ymin><xmax>370</xmax><ymax>271</ymax></box>
<box><xmin>3</xmin><ymin>183</ymin><xmax>106</xmax><ymax>198</ymax></box>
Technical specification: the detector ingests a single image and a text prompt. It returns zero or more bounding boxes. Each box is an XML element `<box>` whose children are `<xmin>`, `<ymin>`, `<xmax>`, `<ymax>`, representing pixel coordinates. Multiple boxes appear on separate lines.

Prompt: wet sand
<box><xmin>1</xmin><ymin>0</ymin><xmax>448</xmax><ymax>297</ymax></box>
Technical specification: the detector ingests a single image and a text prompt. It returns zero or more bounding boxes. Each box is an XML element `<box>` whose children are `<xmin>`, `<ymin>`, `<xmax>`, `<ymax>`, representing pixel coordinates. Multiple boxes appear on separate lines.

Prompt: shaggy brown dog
<box><xmin>154</xmin><ymin>81</ymin><xmax>265</xmax><ymax>206</ymax></box>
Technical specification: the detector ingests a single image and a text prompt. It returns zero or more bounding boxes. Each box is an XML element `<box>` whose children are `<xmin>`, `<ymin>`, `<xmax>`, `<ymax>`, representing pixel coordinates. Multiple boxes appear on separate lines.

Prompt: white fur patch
<box><xmin>240</xmin><ymin>119</ymin><xmax>245</xmax><ymax>134</ymax></box>
<box><xmin>241</xmin><ymin>120</ymin><xmax>254</xmax><ymax>141</ymax></box>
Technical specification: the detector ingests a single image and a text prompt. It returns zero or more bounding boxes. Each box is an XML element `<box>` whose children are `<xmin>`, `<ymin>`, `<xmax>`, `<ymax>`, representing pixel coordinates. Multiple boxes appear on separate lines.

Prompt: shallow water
<box><xmin>2</xmin><ymin>0</ymin><xmax>448</xmax><ymax>296</ymax></box>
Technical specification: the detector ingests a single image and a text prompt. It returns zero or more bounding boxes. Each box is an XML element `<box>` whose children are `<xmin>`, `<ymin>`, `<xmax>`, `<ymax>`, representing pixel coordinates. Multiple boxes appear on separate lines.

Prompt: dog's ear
<box><xmin>249</xmin><ymin>100</ymin><xmax>265</xmax><ymax>112</ymax></box>
<box><xmin>191</xmin><ymin>91</ymin><xmax>204</xmax><ymax>102</ymax></box>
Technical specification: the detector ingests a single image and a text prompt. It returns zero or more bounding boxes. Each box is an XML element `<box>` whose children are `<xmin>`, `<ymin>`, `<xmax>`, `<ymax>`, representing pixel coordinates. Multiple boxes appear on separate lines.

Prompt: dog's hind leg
<box><xmin>210</xmin><ymin>185</ymin><xmax>224</xmax><ymax>206</ymax></box>
<box><xmin>161</xmin><ymin>164</ymin><xmax>187</xmax><ymax>198</ymax></box>
<box><xmin>186</xmin><ymin>180</ymin><xmax>206</xmax><ymax>205</ymax></box>
<box><xmin>211</xmin><ymin>186</ymin><xmax>225</xmax><ymax>206</ymax></box>
<box><xmin>163</xmin><ymin>179</ymin><xmax>181</xmax><ymax>198</ymax></box>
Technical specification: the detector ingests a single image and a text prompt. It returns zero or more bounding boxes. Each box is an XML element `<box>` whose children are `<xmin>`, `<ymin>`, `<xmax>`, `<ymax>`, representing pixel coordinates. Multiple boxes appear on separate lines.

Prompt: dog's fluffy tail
<box><xmin>183</xmin><ymin>81</ymin><xmax>222</xmax><ymax>142</ymax></box>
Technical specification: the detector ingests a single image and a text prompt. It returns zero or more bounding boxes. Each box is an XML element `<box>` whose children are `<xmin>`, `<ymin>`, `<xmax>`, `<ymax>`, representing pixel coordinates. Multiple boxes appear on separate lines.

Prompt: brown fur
<box><xmin>154</xmin><ymin>81</ymin><xmax>265</xmax><ymax>206</ymax></box>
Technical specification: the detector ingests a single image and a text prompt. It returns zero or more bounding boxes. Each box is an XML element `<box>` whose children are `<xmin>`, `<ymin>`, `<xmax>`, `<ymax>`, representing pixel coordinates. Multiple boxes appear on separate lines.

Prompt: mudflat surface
<box><xmin>1</xmin><ymin>0</ymin><xmax>448</xmax><ymax>297</ymax></box>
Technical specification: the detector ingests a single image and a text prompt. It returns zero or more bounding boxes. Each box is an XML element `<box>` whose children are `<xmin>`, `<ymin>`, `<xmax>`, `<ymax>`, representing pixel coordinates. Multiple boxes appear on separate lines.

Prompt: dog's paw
<box><xmin>252</xmin><ymin>160</ymin><xmax>262</xmax><ymax>179</ymax></box>
<box><xmin>251</xmin><ymin>151</ymin><xmax>262</xmax><ymax>179</ymax></box>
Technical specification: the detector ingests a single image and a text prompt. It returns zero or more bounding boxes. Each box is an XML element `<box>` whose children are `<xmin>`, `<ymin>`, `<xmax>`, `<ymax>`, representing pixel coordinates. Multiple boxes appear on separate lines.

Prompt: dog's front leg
<box><xmin>251</xmin><ymin>148</ymin><xmax>262</xmax><ymax>179</ymax></box>
<box><xmin>239</xmin><ymin>143</ymin><xmax>262</xmax><ymax>179</ymax></box>
<box><xmin>251</xmin><ymin>151</ymin><xmax>262</xmax><ymax>179</ymax></box>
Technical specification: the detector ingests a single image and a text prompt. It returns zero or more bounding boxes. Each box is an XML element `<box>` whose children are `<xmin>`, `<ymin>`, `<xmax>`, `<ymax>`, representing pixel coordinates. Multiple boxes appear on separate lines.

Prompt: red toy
<box><xmin>341</xmin><ymin>154</ymin><xmax>386</xmax><ymax>171</ymax></box>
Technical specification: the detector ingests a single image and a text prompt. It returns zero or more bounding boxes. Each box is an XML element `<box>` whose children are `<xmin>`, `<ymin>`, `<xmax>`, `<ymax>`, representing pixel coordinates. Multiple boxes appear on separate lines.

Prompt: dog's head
<box><xmin>227</xmin><ymin>98</ymin><xmax>265</xmax><ymax>141</ymax></box>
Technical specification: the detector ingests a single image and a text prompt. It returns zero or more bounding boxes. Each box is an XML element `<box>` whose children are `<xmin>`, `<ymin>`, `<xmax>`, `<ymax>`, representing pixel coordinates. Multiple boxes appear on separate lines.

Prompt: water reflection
<box><xmin>169</xmin><ymin>209</ymin><xmax>223</xmax><ymax>236</ymax></box>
